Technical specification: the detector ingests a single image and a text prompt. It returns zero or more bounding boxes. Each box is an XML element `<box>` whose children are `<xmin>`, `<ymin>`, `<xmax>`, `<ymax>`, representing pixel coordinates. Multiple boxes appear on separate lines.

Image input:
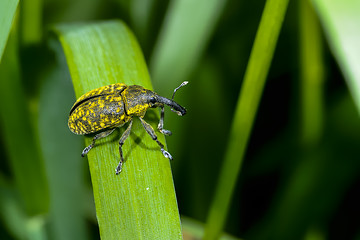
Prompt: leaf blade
<box><xmin>203</xmin><ymin>0</ymin><xmax>290</xmax><ymax>239</ymax></box>
<box><xmin>312</xmin><ymin>0</ymin><xmax>360</xmax><ymax>114</ymax></box>
<box><xmin>54</xmin><ymin>20</ymin><xmax>182</xmax><ymax>239</ymax></box>
<box><xmin>150</xmin><ymin>0</ymin><xmax>227</xmax><ymax>92</ymax></box>
<box><xmin>0</xmin><ymin>0</ymin><xmax>19</xmax><ymax>62</ymax></box>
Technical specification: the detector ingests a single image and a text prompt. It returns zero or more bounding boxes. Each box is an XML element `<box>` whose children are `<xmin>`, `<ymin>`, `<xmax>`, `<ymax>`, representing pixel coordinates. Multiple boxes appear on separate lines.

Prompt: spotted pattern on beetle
<box><xmin>69</xmin><ymin>94</ymin><xmax>129</xmax><ymax>134</ymax></box>
<box><xmin>73</xmin><ymin>83</ymin><xmax>127</xmax><ymax>108</ymax></box>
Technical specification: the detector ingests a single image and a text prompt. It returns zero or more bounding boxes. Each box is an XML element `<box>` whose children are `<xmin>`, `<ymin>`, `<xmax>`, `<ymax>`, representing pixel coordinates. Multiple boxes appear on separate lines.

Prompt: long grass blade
<box><xmin>0</xmin><ymin>19</ymin><xmax>49</xmax><ymax>217</ymax></box>
<box><xmin>299</xmin><ymin>0</ymin><xmax>325</xmax><ymax>146</ymax></box>
<box><xmin>203</xmin><ymin>0</ymin><xmax>290</xmax><ymax>239</ymax></box>
<box><xmin>20</xmin><ymin>0</ymin><xmax>43</xmax><ymax>44</ymax></box>
<box><xmin>54</xmin><ymin>20</ymin><xmax>182</xmax><ymax>239</ymax></box>
<box><xmin>37</xmin><ymin>41</ymin><xmax>89</xmax><ymax>240</ymax></box>
<box><xmin>0</xmin><ymin>0</ymin><xmax>19</xmax><ymax>62</ymax></box>
<box><xmin>312</xmin><ymin>0</ymin><xmax>360</xmax><ymax>114</ymax></box>
<box><xmin>150</xmin><ymin>0</ymin><xmax>227</xmax><ymax>92</ymax></box>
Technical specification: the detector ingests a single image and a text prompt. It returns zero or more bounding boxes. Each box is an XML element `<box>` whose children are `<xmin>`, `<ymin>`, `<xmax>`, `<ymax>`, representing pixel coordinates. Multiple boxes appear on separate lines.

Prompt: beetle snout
<box><xmin>156</xmin><ymin>96</ymin><xmax>186</xmax><ymax>116</ymax></box>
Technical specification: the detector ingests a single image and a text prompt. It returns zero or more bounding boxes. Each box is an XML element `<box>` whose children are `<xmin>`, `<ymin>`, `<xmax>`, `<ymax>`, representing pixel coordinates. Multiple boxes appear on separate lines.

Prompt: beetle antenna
<box><xmin>169</xmin><ymin>81</ymin><xmax>188</xmax><ymax>114</ymax></box>
<box><xmin>171</xmin><ymin>81</ymin><xmax>188</xmax><ymax>100</ymax></box>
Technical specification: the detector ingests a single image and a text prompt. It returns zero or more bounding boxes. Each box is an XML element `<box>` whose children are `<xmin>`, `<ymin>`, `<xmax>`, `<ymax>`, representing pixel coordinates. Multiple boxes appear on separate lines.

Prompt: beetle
<box><xmin>68</xmin><ymin>81</ymin><xmax>187</xmax><ymax>175</ymax></box>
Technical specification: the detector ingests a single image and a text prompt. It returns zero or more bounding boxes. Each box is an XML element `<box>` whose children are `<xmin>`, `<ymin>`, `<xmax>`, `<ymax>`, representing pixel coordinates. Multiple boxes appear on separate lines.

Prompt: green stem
<box><xmin>150</xmin><ymin>0</ymin><xmax>227</xmax><ymax>92</ymax></box>
<box><xmin>20</xmin><ymin>0</ymin><xmax>43</xmax><ymax>44</ymax></box>
<box><xmin>203</xmin><ymin>0</ymin><xmax>290</xmax><ymax>239</ymax></box>
<box><xmin>299</xmin><ymin>0</ymin><xmax>324</xmax><ymax>146</ymax></box>
<box><xmin>0</xmin><ymin>18</ymin><xmax>49</xmax><ymax>217</ymax></box>
<box><xmin>0</xmin><ymin>0</ymin><xmax>18</xmax><ymax>61</ymax></box>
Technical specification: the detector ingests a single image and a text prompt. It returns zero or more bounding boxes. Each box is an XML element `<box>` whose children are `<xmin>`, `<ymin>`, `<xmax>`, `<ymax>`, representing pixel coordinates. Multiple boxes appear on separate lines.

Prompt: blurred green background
<box><xmin>1</xmin><ymin>0</ymin><xmax>360</xmax><ymax>239</ymax></box>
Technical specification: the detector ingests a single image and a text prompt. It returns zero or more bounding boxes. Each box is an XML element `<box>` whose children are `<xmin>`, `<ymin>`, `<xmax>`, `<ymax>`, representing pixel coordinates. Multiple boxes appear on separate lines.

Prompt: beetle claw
<box><xmin>82</xmin><ymin>147</ymin><xmax>90</xmax><ymax>157</ymax></box>
<box><xmin>159</xmin><ymin>129</ymin><xmax>172</xmax><ymax>136</ymax></box>
<box><xmin>115</xmin><ymin>162</ymin><xmax>122</xmax><ymax>175</ymax></box>
<box><xmin>161</xmin><ymin>149</ymin><xmax>173</xmax><ymax>160</ymax></box>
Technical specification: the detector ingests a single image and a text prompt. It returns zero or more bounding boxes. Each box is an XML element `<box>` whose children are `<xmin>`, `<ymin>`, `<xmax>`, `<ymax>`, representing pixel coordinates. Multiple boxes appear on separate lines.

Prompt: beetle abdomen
<box><xmin>68</xmin><ymin>95</ymin><xmax>129</xmax><ymax>135</ymax></box>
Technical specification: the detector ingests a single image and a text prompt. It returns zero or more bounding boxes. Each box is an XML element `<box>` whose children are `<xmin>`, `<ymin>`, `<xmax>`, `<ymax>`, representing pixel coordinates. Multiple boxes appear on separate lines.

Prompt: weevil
<box><xmin>68</xmin><ymin>81</ymin><xmax>187</xmax><ymax>175</ymax></box>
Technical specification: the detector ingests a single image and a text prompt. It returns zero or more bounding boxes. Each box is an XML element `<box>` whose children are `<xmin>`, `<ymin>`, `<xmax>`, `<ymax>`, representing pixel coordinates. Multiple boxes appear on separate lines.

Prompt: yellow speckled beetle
<box><xmin>68</xmin><ymin>81</ymin><xmax>187</xmax><ymax>175</ymax></box>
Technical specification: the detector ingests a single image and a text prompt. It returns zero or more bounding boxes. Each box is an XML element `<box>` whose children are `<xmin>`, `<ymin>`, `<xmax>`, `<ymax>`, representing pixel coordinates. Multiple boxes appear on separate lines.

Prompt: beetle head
<box><xmin>123</xmin><ymin>84</ymin><xmax>186</xmax><ymax>117</ymax></box>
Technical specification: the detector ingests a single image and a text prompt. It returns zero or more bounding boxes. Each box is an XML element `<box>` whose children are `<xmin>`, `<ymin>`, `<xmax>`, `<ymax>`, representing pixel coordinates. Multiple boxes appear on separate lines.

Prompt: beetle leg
<box><xmin>116</xmin><ymin>120</ymin><xmax>133</xmax><ymax>175</ymax></box>
<box><xmin>139</xmin><ymin>117</ymin><xmax>173</xmax><ymax>160</ymax></box>
<box><xmin>81</xmin><ymin>128</ymin><xmax>115</xmax><ymax>157</ymax></box>
<box><xmin>157</xmin><ymin>106</ymin><xmax>172</xmax><ymax>136</ymax></box>
<box><xmin>81</xmin><ymin>129</ymin><xmax>116</xmax><ymax>157</ymax></box>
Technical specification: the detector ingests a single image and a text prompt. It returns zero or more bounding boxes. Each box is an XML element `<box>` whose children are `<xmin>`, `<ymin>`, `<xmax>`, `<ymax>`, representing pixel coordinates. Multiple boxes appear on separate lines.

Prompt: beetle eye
<box><xmin>149</xmin><ymin>97</ymin><xmax>156</xmax><ymax>104</ymax></box>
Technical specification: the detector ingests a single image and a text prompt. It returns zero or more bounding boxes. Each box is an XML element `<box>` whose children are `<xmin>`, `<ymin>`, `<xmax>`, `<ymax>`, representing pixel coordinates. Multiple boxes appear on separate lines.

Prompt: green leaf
<box><xmin>203</xmin><ymin>0</ymin><xmax>290</xmax><ymax>239</ymax></box>
<box><xmin>0</xmin><ymin>0</ymin><xmax>19</xmax><ymax>62</ymax></box>
<box><xmin>37</xmin><ymin>42</ymin><xmax>88</xmax><ymax>240</ymax></box>
<box><xmin>299</xmin><ymin>0</ymin><xmax>325</xmax><ymax>146</ymax></box>
<box><xmin>53</xmin><ymin>20</ymin><xmax>182</xmax><ymax>239</ymax></box>
<box><xmin>130</xmin><ymin>0</ymin><xmax>154</xmax><ymax>43</ymax></box>
<box><xmin>20</xmin><ymin>0</ymin><xmax>42</xmax><ymax>44</ymax></box>
<box><xmin>312</xmin><ymin>0</ymin><xmax>360</xmax><ymax>114</ymax></box>
<box><xmin>0</xmin><ymin>175</ymin><xmax>27</xmax><ymax>239</ymax></box>
<box><xmin>149</xmin><ymin>0</ymin><xmax>227</xmax><ymax>92</ymax></box>
<box><xmin>0</xmin><ymin>175</ymin><xmax>47</xmax><ymax>240</ymax></box>
<box><xmin>0</xmin><ymin>17</ymin><xmax>49</xmax><ymax>216</ymax></box>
